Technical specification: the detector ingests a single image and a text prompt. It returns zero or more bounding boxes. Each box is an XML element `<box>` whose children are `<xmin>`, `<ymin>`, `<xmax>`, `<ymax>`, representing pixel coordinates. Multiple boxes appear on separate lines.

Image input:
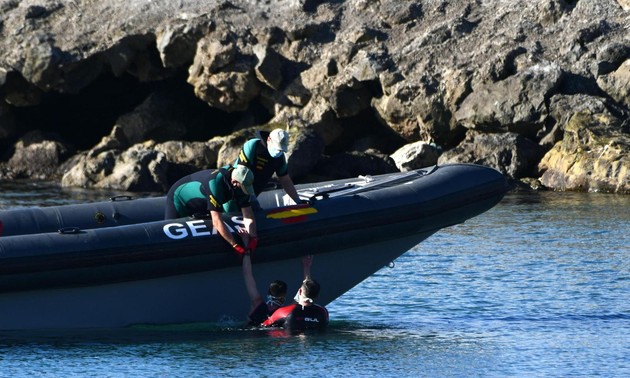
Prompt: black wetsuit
<box><xmin>248</xmin><ymin>301</ymin><xmax>274</xmax><ymax>326</ymax></box>
<box><xmin>261</xmin><ymin>303</ymin><xmax>329</xmax><ymax>330</ymax></box>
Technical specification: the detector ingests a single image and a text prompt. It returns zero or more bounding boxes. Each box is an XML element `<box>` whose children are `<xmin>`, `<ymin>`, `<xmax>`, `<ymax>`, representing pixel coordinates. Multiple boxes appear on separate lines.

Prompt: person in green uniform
<box><xmin>225</xmin><ymin>128</ymin><xmax>304</xmax><ymax>212</ymax></box>
<box><xmin>164</xmin><ymin>165</ymin><xmax>258</xmax><ymax>254</ymax></box>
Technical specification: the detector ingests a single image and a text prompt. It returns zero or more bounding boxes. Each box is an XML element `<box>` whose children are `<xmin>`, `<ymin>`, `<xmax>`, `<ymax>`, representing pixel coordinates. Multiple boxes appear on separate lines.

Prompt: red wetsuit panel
<box><xmin>262</xmin><ymin>303</ymin><xmax>329</xmax><ymax>330</ymax></box>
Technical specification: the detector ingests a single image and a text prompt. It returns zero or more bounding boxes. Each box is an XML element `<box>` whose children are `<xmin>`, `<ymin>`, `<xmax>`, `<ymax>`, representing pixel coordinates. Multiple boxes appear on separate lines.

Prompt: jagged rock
<box><xmin>274</xmin><ymin>99</ymin><xmax>343</xmax><ymax>146</ymax></box>
<box><xmin>455</xmin><ymin>62</ymin><xmax>564</xmax><ymax>138</ymax></box>
<box><xmin>518</xmin><ymin>177</ymin><xmax>548</xmax><ymax>191</ymax></box>
<box><xmin>115</xmin><ymin>89</ymin><xmax>189</xmax><ymax>145</ymax></box>
<box><xmin>154</xmin><ymin>140</ymin><xmax>221</xmax><ymax>169</ymax></box>
<box><xmin>539</xmin><ymin>111</ymin><xmax>630</xmax><ymax>193</ymax></box>
<box><xmin>438</xmin><ymin>130</ymin><xmax>545</xmax><ymax>178</ymax></box>
<box><xmin>187</xmin><ymin>30</ymin><xmax>261</xmax><ymax>112</ymax></box>
<box><xmin>154</xmin><ymin>139</ymin><xmax>223</xmax><ymax>184</ymax></box>
<box><xmin>0</xmin><ymin>0</ymin><xmax>629</xmax><ymax>193</ymax></box>
<box><xmin>254</xmin><ymin>45</ymin><xmax>284</xmax><ymax>91</ymax></box>
<box><xmin>594</xmin><ymin>42</ymin><xmax>630</xmax><ymax>76</ymax></box>
<box><xmin>0</xmin><ymin>130</ymin><xmax>74</xmax><ymax>180</ymax></box>
<box><xmin>597</xmin><ymin>59</ymin><xmax>630</xmax><ymax>108</ymax></box>
<box><xmin>330</xmin><ymin>80</ymin><xmax>373</xmax><ymax>119</ymax></box>
<box><xmin>286</xmin><ymin>127</ymin><xmax>326</xmax><ymax>181</ymax></box>
<box><xmin>61</xmin><ymin>143</ymin><xmax>169</xmax><ymax>192</ymax></box>
<box><xmin>215</xmin><ymin>130</ymin><xmax>252</xmax><ymax>168</ymax></box>
<box><xmin>541</xmin><ymin>94</ymin><xmax>610</xmax><ymax>149</ymax></box>
<box><xmin>390</xmin><ymin>141</ymin><xmax>440</xmax><ymax>171</ymax></box>
<box><xmin>88</xmin><ymin>125</ymin><xmax>129</xmax><ymax>158</ymax></box>
<box><xmin>156</xmin><ymin>17</ymin><xmax>214</xmax><ymax>69</ymax></box>
<box><xmin>312</xmin><ymin>149</ymin><xmax>398</xmax><ymax>180</ymax></box>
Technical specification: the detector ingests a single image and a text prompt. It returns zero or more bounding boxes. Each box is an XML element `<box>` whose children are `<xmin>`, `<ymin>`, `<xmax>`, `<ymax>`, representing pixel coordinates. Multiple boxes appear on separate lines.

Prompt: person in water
<box><xmin>225</xmin><ymin>128</ymin><xmax>303</xmax><ymax>212</ymax></box>
<box><xmin>261</xmin><ymin>255</ymin><xmax>329</xmax><ymax>330</ymax></box>
<box><xmin>164</xmin><ymin>165</ymin><xmax>258</xmax><ymax>255</ymax></box>
<box><xmin>237</xmin><ymin>230</ymin><xmax>288</xmax><ymax>325</ymax></box>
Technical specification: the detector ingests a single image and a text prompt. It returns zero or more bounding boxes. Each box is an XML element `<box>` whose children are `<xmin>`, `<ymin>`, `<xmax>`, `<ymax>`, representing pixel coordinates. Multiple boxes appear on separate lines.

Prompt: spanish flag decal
<box><xmin>266</xmin><ymin>205</ymin><xmax>318</xmax><ymax>224</ymax></box>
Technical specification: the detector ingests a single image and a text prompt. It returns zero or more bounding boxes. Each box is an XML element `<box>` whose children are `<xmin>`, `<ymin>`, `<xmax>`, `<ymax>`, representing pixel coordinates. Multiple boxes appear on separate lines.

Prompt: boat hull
<box><xmin>0</xmin><ymin>164</ymin><xmax>508</xmax><ymax>330</ymax></box>
<box><xmin>0</xmin><ymin>233</ymin><xmax>430</xmax><ymax>330</ymax></box>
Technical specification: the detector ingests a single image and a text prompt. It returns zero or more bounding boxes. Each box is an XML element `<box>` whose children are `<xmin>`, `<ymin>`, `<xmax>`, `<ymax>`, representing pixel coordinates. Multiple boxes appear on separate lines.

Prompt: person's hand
<box><xmin>237</xmin><ymin>228</ymin><xmax>250</xmax><ymax>245</ymax></box>
<box><xmin>302</xmin><ymin>254</ymin><xmax>313</xmax><ymax>277</ymax></box>
<box><xmin>247</xmin><ymin>236</ymin><xmax>258</xmax><ymax>252</ymax></box>
<box><xmin>232</xmin><ymin>243</ymin><xmax>249</xmax><ymax>258</ymax></box>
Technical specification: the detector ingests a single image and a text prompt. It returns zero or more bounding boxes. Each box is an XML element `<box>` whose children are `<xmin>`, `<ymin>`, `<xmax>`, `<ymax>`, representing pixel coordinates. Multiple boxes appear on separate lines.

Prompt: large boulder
<box><xmin>115</xmin><ymin>90</ymin><xmax>190</xmax><ymax>145</ymax></box>
<box><xmin>312</xmin><ymin>149</ymin><xmax>399</xmax><ymax>180</ymax></box>
<box><xmin>154</xmin><ymin>139</ymin><xmax>223</xmax><ymax>184</ymax></box>
<box><xmin>0</xmin><ymin>130</ymin><xmax>74</xmax><ymax>180</ymax></box>
<box><xmin>455</xmin><ymin>62</ymin><xmax>563</xmax><ymax>138</ymax></box>
<box><xmin>286</xmin><ymin>127</ymin><xmax>326</xmax><ymax>181</ymax></box>
<box><xmin>539</xmin><ymin>111</ymin><xmax>630</xmax><ymax>193</ymax></box>
<box><xmin>439</xmin><ymin>131</ymin><xmax>545</xmax><ymax>179</ymax></box>
<box><xmin>596</xmin><ymin>59</ymin><xmax>630</xmax><ymax>108</ymax></box>
<box><xmin>390</xmin><ymin>141</ymin><xmax>440</xmax><ymax>171</ymax></box>
<box><xmin>187</xmin><ymin>29</ymin><xmax>261</xmax><ymax>112</ymax></box>
<box><xmin>61</xmin><ymin>143</ymin><xmax>169</xmax><ymax>192</ymax></box>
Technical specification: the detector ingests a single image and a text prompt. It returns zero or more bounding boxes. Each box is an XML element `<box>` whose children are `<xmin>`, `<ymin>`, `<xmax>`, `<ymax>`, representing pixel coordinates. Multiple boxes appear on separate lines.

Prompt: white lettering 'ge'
<box><xmin>163</xmin><ymin>217</ymin><xmax>247</xmax><ymax>240</ymax></box>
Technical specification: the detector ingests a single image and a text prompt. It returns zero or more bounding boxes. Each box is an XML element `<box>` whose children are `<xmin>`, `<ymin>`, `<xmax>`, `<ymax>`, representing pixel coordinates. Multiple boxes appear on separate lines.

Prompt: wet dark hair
<box><xmin>268</xmin><ymin>280</ymin><xmax>287</xmax><ymax>297</ymax></box>
<box><xmin>301</xmin><ymin>278</ymin><xmax>320</xmax><ymax>300</ymax></box>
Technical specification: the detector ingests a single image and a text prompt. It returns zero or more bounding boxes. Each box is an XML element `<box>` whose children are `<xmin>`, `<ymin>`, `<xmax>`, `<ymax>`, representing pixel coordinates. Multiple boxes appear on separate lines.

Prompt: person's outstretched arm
<box><xmin>237</xmin><ymin>230</ymin><xmax>261</xmax><ymax>306</ymax></box>
<box><xmin>240</xmin><ymin>206</ymin><xmax>257</xmax><ymax>238</ymax></box>
<box><xmin>243</xmin><ymin>255</ymin><xmax>263</xmax><ymax>307</ymax></box>
<box><xmin>211</xmin><ymin>210</ymin><xmax>240</xmax><ymax>248</ymax></box>
<box><xmin>302</xmin><ymin>254</ymin><xmax>313</xmax><ymax>279</ymax></box>
<box><xmin>278</xmin><ymin>174</ymin><xmax>302</xmax><ymax>204</ymax></box>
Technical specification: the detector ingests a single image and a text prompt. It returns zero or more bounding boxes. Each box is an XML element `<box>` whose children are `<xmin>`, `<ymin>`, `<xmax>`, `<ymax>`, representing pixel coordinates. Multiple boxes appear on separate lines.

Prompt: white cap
<box><xmin>268</xmin><ymin>128</ymin><xmax>289</xmax><ymax>152</ymax></box>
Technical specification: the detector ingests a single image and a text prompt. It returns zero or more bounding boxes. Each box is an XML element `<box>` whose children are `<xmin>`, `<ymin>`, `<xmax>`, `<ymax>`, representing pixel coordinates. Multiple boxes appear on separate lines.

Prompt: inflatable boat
<box><xmin>0</xmin><ymin>163</ymin><xmax>508</xmax><ymax>330</ymax></box>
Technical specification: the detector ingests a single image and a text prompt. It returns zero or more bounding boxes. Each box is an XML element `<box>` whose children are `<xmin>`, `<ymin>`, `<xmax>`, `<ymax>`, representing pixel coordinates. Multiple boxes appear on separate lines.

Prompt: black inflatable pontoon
<box><xmin>0</xmin><ymin>164</ymin><xmax>508</xmax><ymax>330</ymax></box>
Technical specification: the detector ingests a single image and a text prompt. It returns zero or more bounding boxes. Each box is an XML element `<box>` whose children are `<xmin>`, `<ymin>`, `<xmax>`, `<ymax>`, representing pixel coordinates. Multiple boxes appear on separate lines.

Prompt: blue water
<box><xmin>0</xmin><ymin>182</ymin><xmax>628</xmax><ymax>377</ymax></box>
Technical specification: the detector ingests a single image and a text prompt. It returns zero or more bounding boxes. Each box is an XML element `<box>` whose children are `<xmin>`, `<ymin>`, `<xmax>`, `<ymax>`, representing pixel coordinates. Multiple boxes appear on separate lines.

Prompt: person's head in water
<box><xmin>295</xmin><ymin>278</ymin><xmax>320</xmax><ymax>305</ymax></box>
<box><xmin>266</xmin><ymin>280</ymin><xmax>287</xmax><ymax>310</ymax></box>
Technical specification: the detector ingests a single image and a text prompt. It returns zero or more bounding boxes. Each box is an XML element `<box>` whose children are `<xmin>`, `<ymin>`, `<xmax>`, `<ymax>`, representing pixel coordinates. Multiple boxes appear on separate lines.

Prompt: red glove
<box><xmin>232</xmin><ymin>243</ymin><xmax>248</xmax><ymax>258</ymax></box>
<box><xmin>247</xmin><ymin>237</ymin><xmax>258</xmax><ymax>253</ymax></box>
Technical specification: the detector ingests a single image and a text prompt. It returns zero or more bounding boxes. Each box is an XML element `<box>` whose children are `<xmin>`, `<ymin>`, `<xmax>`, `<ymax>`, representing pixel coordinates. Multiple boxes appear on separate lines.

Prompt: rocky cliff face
<box><xmin>0</xmin><ymin>0</ymin><xmax>628</xmax><ymax>193</ymax></box>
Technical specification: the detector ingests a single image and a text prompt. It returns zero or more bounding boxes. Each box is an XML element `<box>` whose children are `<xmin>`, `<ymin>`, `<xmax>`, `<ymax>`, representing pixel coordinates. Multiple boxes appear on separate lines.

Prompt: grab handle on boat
<box><xmin>191</xmin><ymin>212</ymin><xmax>210</xmax><ymax>219</ymax></box>
<box><xmin>58</xmin><ymin>227</ymin><xmax>82</xmax><ymax>234</ymax></box>
<box><xmin>110</xmin><ymin>195</ymin><xmax>133</xmax><ymax>201</ymax></box>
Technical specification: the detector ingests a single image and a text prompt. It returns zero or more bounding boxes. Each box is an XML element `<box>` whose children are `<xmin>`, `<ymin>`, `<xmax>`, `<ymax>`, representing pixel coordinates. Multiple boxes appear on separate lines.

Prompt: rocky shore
<box><xmin>0</xmin><ymin>0</ymin><xmax>628</xmax><ymax>193</ymax></box>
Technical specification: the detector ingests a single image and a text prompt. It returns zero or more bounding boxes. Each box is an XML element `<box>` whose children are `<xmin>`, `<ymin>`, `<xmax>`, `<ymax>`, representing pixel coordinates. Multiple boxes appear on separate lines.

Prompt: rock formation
<box><xmin>0</xmin><ymin>0</ymin><xmax>628</xmax><ymax>193</ymax></box>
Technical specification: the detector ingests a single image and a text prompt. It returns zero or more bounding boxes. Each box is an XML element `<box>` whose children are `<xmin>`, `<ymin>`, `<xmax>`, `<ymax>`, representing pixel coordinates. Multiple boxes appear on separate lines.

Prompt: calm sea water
<box><xmin>0</xmin><ymin>181</ymin><xmax>628</xmax><ymax>377</ymax></box>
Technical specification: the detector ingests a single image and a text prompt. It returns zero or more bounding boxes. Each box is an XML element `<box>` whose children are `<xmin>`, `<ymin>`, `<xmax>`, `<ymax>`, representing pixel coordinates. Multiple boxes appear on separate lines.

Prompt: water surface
<box><xmin>0</xmin><ymin>185</ymin><xmax>628</xmax><ymax>377</ymax></box>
